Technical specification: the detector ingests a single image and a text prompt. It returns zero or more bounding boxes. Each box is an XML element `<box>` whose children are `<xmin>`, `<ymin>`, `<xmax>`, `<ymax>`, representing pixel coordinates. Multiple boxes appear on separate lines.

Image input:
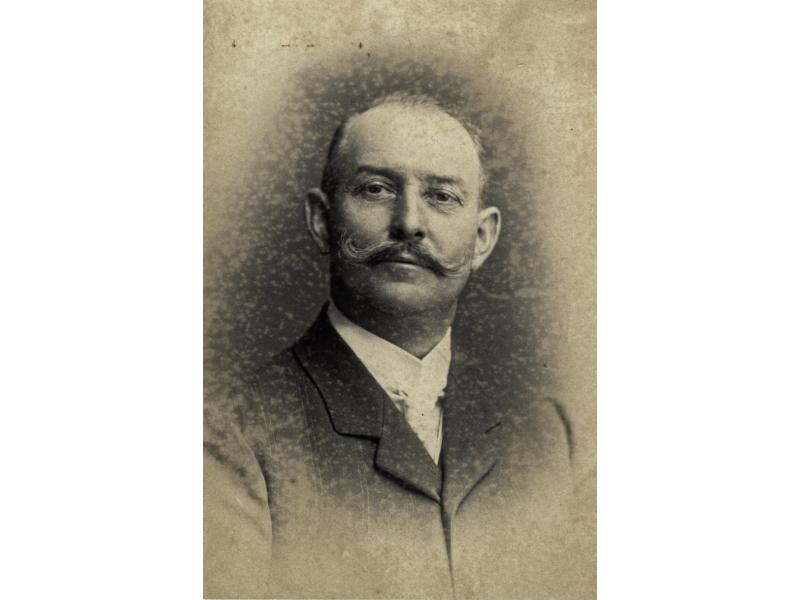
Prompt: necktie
<box><xmin>388</xmin><ymin>384</ymin><xmax>444</xmax><ymax>463</ymax></box>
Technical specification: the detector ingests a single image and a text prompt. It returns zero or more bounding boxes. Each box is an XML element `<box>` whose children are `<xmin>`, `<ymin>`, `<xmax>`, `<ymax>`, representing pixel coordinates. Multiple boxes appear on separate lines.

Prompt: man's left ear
<box><xmin>471</xmin><ymin>206</ymin><xmax>501</xmax><ymax>271</ymax></box>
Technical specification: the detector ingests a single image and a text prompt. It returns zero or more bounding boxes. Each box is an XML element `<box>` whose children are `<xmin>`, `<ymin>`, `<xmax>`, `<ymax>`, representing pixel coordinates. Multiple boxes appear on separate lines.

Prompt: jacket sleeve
<box><xmin>203</xmin><ymin>396</ymin><xmax>272</xmax><ymax>599</ymax></box>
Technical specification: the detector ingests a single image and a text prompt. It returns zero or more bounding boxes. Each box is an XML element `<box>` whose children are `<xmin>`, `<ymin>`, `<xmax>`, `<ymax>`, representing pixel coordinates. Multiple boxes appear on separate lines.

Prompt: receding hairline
<box><xmin>320</xmin><ymin>94</ymin><xmax>487</xmax><ymax>203</ymax></box>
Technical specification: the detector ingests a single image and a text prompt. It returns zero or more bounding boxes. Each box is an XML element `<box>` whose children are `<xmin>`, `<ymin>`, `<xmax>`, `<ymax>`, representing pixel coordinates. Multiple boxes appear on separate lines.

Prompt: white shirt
<box><xmin>327</xmin><ymin>302</ymin><xmax>451</xmax><ymax>464</ymax></box>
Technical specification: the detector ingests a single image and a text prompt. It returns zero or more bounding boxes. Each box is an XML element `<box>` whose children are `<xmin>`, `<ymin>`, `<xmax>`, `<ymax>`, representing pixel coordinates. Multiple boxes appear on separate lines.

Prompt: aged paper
<box><xmin>205</xmin><ymin>1</ymin><xmax>595</xmax><ymax>598</ymax></box>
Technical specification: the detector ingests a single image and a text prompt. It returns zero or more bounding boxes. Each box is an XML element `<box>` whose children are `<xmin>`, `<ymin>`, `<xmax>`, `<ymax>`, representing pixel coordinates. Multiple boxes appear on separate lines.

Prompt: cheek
<box><xmin>430</xmin><ymin>218</ymin><xmax>478</xmax><ymax>256</ymax></box>
<box><xmin>336</xmin><ymin>201</ymin><xmax>391</xmax><ymax>237</ymax></box>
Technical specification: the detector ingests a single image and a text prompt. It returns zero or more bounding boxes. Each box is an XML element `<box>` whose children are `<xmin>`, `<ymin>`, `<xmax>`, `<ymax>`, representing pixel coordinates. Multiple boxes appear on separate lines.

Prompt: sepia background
<box><xmin>205</xmin><ymin>0</ymin><xmax>595</xmax><ymax>594</ymax></box>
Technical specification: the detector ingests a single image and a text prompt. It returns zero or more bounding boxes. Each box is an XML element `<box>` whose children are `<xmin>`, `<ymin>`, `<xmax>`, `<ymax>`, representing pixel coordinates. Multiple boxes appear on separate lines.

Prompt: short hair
<box><xmin>320</xmin><ymin>93</ymin><xmax>487</xmax><ymax>204</ymax></box>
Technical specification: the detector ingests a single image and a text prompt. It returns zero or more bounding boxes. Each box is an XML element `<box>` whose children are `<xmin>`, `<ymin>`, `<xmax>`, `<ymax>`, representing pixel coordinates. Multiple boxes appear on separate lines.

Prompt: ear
<box><xmin>471</xmin><ymin>206</ymin><xmax>501</xmax><ymax>271</ymax></box>
<box><xmin>305</xmin><ymin>188</ymin><xmax>332</xmax><ymax>254</ymax></box>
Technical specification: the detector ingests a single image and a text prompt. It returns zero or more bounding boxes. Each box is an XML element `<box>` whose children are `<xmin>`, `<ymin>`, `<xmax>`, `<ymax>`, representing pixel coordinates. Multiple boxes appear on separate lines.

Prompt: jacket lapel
<box><xmin>292</xmin><ymin>307</ymin><xmax>441</xmax><ymax>502</ymax></box>
<box><xmin>292</xmin><ymin>309</ymin><xmax>383</xmax><ymax>439</ymax></box>
<box><xmin>440</xmin><ymin>356</ymin><xmax>503</xmax><ymax>519</ymax></box>
<box><xmin>374</xmin><ymin>396</ymin><xmax>441</xmax><ymax>501</ymax></box>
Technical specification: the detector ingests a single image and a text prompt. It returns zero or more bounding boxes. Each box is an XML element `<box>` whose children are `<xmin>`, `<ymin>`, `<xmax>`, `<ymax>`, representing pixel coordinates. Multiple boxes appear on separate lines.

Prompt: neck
<box><xmin>331</xmin><ymin>294</ymin><xmax>456</xmax><ymax>358</ymax></box>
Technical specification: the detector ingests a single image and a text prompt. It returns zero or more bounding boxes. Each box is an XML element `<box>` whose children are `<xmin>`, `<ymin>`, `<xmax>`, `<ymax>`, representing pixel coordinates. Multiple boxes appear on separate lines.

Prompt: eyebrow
<box><xmin>354</xmin><ymin>165</ymin><xmax>468</xmax><ymax>189</ymax></box>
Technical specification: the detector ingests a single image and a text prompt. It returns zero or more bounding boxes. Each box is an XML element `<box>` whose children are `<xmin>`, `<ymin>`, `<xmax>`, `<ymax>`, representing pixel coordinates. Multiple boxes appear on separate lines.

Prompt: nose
<box><xmin>389</xmin><ymin>187</ymin><xmax>426</xmax><ymax>241</ymax></box>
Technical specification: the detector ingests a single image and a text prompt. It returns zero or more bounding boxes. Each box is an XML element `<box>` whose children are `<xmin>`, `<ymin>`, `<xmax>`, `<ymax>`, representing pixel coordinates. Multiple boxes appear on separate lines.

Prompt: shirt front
<box><xmin>327</xmin><ymin>302</ymin><xmax>451</xmax><ymax>464</ymax></box>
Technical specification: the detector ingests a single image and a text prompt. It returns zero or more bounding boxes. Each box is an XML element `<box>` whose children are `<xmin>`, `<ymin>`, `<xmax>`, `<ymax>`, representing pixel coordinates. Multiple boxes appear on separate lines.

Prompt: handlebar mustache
<box><xmin>337</xmin><ymin>234</ymin><xmax>470</xmax><ymax>278</ymax></box>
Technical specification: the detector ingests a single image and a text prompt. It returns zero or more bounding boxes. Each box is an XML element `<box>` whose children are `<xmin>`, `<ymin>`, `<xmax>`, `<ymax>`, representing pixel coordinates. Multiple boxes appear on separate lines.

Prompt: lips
<box><xmin>378</xmin><ymin>252</ymin><xmax>430</xmax><ymax>269</ymax></box>
<box><xmin>384</xmin><ymin>253</ymin><xmax>424</xmax><ymax>266</ymax></box>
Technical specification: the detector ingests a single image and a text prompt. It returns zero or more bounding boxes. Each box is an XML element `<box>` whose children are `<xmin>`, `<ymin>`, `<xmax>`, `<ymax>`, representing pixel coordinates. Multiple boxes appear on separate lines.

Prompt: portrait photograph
<box><xmin>204</xmin><ymin>1</ymin><xmax>596</xmax><ymax>598</ymax></box>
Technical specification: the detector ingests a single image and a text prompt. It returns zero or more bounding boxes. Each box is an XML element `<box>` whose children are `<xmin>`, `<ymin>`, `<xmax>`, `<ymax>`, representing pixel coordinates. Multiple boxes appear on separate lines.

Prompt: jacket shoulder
<box><xmin>205</xmin><ymin>348</ymin><xmax>311</xmax><ymax>451</ymax></box>
<box><xmin>251</xmin><ymin>347</ymin><xmax>306</xmax><ymax>399</ymax></box>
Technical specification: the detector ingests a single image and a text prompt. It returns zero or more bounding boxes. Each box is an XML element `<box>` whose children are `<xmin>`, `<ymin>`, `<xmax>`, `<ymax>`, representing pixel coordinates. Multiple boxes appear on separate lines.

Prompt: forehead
<box><xmin>338</xmin><ymin>104</ymin><xmax>482</xmax><ymax>194</ymax></box>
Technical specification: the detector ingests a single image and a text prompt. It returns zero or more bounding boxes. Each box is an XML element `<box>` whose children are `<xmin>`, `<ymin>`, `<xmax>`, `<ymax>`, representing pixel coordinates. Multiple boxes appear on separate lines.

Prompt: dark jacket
<box><xmin>204</xmin><ymin>308</ymin><xmax>582</xmax><ymax>599</ymax></box>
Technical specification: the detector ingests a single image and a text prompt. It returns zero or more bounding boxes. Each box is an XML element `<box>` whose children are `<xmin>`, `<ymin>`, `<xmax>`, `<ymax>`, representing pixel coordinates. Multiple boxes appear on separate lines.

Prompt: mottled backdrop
<box><xmin>205</xmin><ymin>0</ymin><xmax>595</xmax><ymax>484</ymax></box>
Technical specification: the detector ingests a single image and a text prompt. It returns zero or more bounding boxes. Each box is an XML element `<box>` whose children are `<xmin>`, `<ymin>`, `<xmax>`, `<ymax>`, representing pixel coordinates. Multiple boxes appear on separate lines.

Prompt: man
<box><xmin>205</xmin><ymin>94</ymin><xmax>577</xmax><ymax>599</ymax></box>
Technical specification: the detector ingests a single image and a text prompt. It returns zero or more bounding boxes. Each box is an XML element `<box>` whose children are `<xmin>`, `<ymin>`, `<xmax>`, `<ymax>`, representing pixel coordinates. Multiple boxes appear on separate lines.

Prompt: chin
<box><xmin>332</xmin><ymin>266</ymin><xmax>467</xmax><ymax>318</ymax></box>
<box><xmin>361</xmin><ymin>280</ymin><xmax>455</xmax><ymax>317</ymax></box>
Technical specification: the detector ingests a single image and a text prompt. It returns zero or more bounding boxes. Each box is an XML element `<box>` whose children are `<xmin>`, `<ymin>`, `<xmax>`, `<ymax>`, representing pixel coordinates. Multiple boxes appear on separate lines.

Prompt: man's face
<box><xmin>309</xmin><ymin>103</ymin><xmax>500</xmax><ymax>317</ymax></box>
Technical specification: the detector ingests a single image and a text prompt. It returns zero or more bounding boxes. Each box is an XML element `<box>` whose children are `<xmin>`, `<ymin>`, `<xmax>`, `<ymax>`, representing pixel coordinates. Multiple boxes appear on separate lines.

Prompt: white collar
<box><xmin>327</xmin><ymin>302</ymin><xmax>452</xmax><ymax>402</ymax></box>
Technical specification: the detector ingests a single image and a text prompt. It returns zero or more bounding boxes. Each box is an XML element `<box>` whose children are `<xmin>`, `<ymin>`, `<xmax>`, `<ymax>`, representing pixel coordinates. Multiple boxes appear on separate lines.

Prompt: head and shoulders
<box><xmin>238</xmin><ymin>93</ymin><xmax>569</xmax><ymax>453</ymax></box>
<box><xmin>231</xmin><ymin>94</ymin><xmax>499</xmax><ymax>428</ymax></box>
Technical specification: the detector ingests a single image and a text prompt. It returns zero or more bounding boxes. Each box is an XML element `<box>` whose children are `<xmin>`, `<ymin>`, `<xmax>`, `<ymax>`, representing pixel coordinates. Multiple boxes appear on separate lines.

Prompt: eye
<box><xmin>356</xmin><ymin>181</ymin><xmax>396</xmax><ymax>201</ymax></box>
<box><xmin>366</xmin><ymin>183</ymin><xmax>387</xmax><ymax>194</ymax></box>
<box><xmin>427</xmin><ymin>189</ymin><xmax>462</xmax><ymax>206</ymax></box>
